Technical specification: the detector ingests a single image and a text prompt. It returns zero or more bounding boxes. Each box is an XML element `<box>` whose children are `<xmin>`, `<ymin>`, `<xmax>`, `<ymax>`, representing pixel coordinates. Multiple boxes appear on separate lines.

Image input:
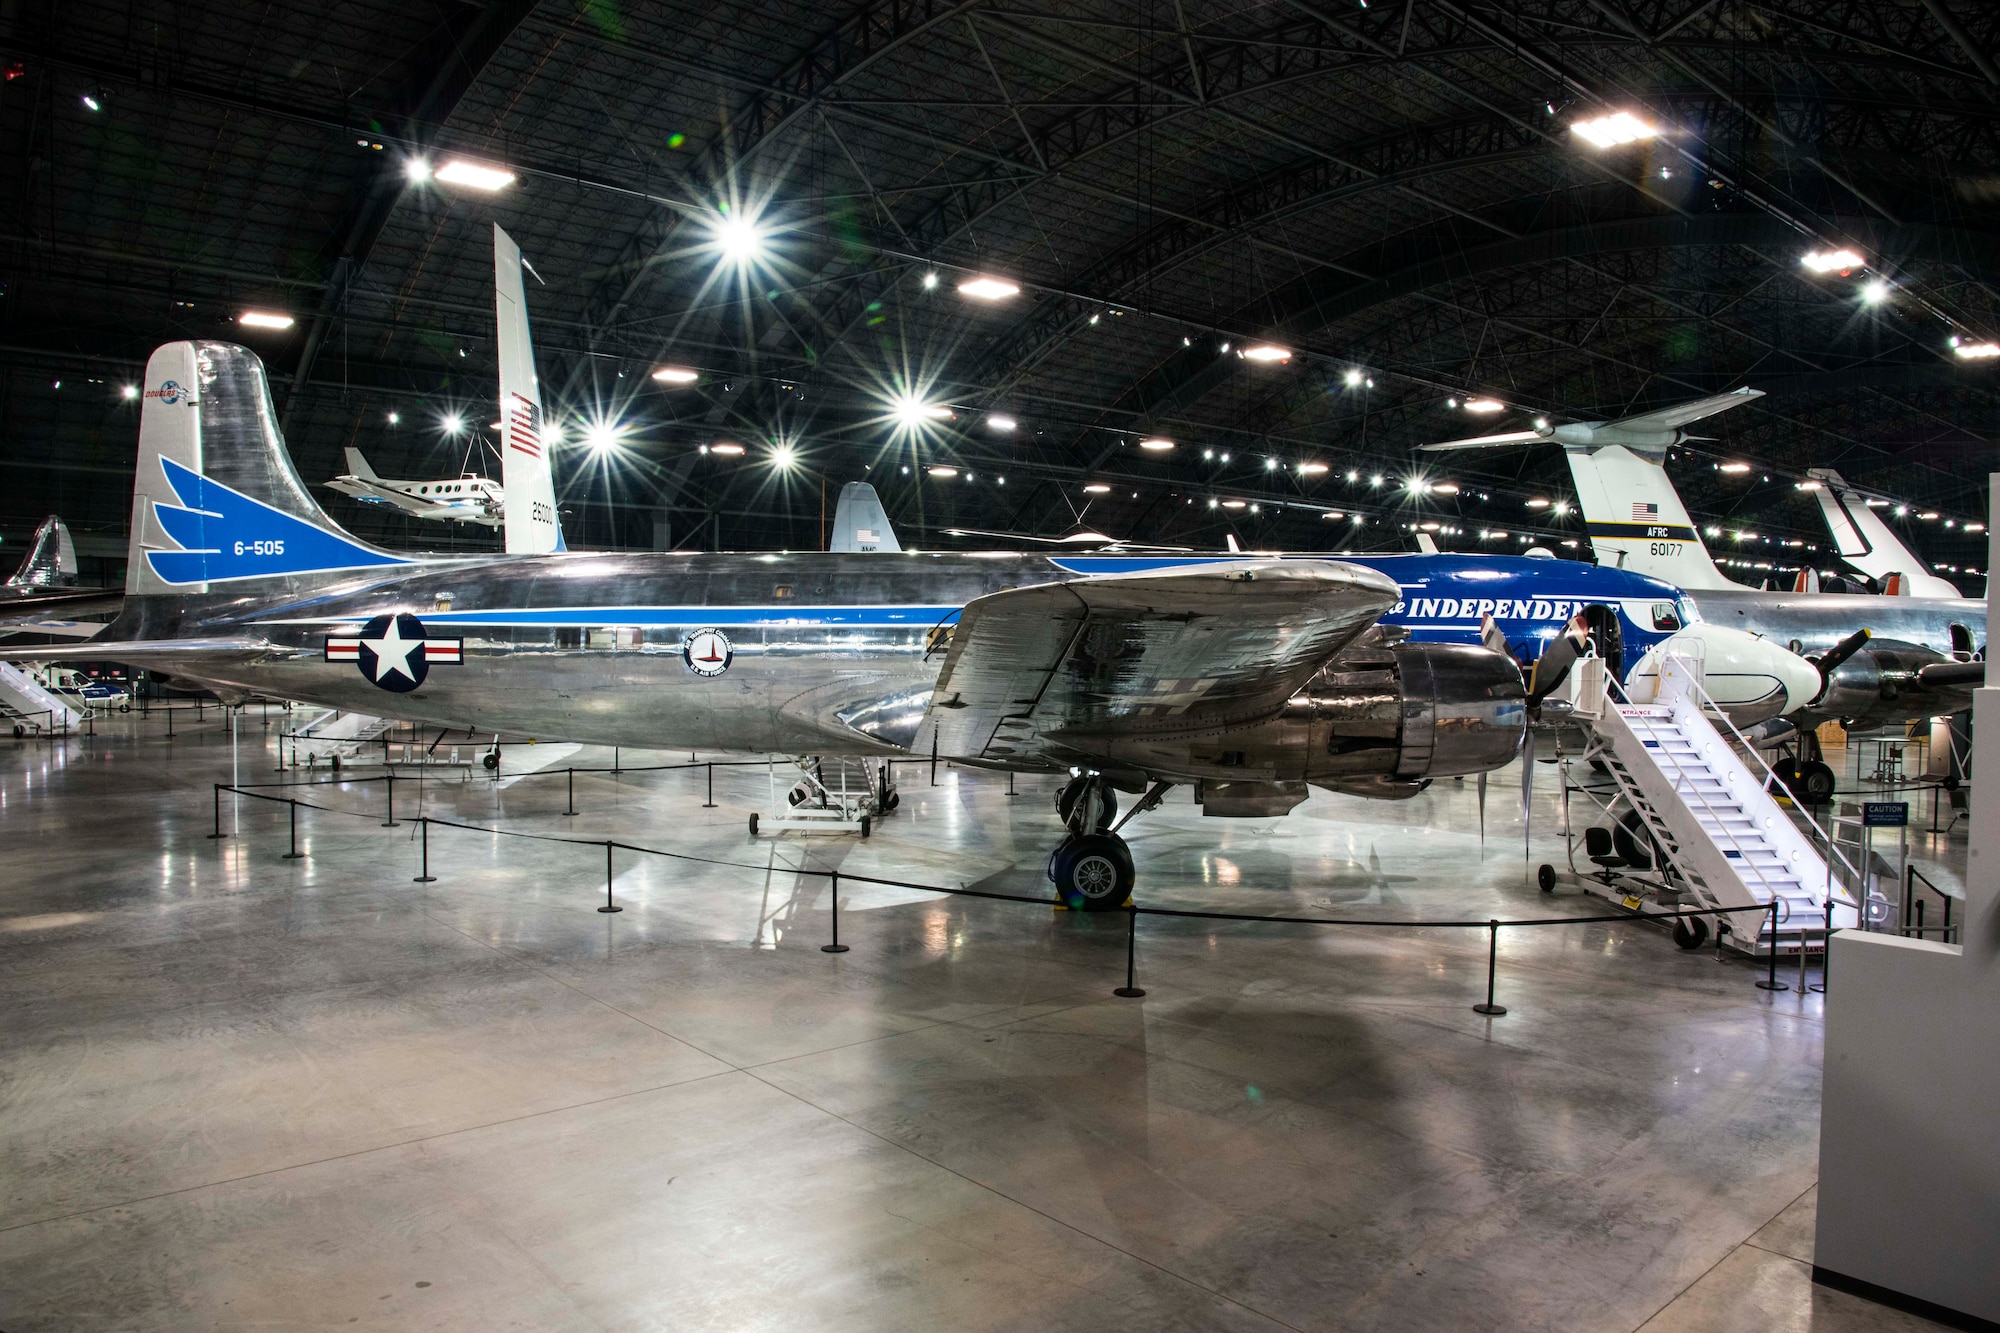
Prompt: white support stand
<box><xmin>750</xmin><ymin>756</ymin><xmax>881</xmax><ymax>838</ymax></box>
<box><xmin>1813</xmin><ymin>474</ymin><xmax>2000</xmax><ymax>1326</ymax></box>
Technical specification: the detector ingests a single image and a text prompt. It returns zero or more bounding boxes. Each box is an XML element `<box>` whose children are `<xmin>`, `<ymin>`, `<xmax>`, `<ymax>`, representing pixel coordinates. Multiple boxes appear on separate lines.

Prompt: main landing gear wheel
<box><xmin>482</xmin><ymin>749</ymin><xmax>500</xmax><ymax>771</ymax></box>
<box><xmin>1796</xmin><ymin>760</ymin><xmax>1836</xmax><ymax>805</ymax></box>
<box><xmin>748</xmin><ymin>812</ymin><xmax>759</xmax><ymax>836</ymax></box>
<box><xmin>1611</xmin><ymin>810</ymin><xmax>1656</xmax><ymax>871</ymax></box>
<box><xmin>1050</xmin><ymin>832</ymin><xmax>1134</xmax><ymax>911</ymax></box>
<box><xmin>1672</xmin><ymin>915</ymin><xmax>1710</xmax><ymax>950</ymax></box>
<box><xmin>1537</xmin><ymin>864</ymin><xmax>1558</xmax><ymax>893</ymax></box>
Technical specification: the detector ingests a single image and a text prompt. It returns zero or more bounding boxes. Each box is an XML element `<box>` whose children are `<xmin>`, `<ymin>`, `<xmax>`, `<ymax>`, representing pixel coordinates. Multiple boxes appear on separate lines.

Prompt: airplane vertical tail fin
<box><xmin>8</xmin><ymin>516</ymin><xmax>79</xmax><ymax>588</ymax></box>
<box><xmin>827</xmin><ymin>482</ymin><xmax>901</xmax><ymax>552</ymax></box>
<box><xmin>1807</xmin><ymin>469</ymin><xmax>1959</xmax><ymax>597</ymax></box>
<box><xmin>126</xmin><ymin>341</ymin><xmax>408</xmax><ymax>596</ymax></box>
<box><xmin>1561</xmin><ymin>444</ymin><xmax>1740</xmax><ymax>590</ymax></box>
<box><xmin>342</xmin><ymin>447</ymin><xmax>381</xmax><ymax>481</ymax></box>
<box><xmin>495</xmin><ymin>224</ymin><xmax>564</xmax><ymax>554</ymax></box>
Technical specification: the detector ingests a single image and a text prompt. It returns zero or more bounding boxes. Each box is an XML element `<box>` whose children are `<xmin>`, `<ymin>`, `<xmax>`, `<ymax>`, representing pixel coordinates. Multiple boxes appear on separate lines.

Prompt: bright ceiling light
<box><xmin>1864</xmin><ymin>498</ymin><xmax>1889</xmax><ymax>507</ymax></box>
<box><xmin>986</xmin><ymin>414</ymin><xmax>1016</xmax><ymax>432</ymax></box>
<box><xmin>583</xmin><ymin>419</ymin><xmax>624</xmax><ymax>454</ymax></box>
<box><xmin>81</xmin><ymin>93</ymin><xmax>102</xmax><ymax>112</ymax></box>
<box><xmin>1432</xmin><ymin>482</ymin><xmax>1461</xmax><ymax>494</ymax></box>
<box><xmin>1082</xmin><ymin>483</ymin><xmax>1111</xmax><ymax>493</ymax></box>
<box><xmin>403</xmin><ymin>158</ymin><xmax>433</xmax><ymax>183</ymax></box>
<box><xmin>1801</xmin><ymin>248</ymin><xmax>1865</xmax><ymax>274</ymax></box>
<box><xmin>1298</xmin><ymin>462</ymin><xmax>1329</xmax><ymax>475</ymax></box>
<box><xmin>1139</xmin><ymin>437</ymin><xmax>1175</xmax><ymax>451</ymax></box>
<box><xmin>1953</xmin><ymin>340</ymin><xmax>2000</xmax><ymax>360</ymax></box>
<box><xmin>771</xmin><ymin>445</ymin><xmax>795</xmax><ymax>470</ymax></box>
<box><xmin>387</xmin><ymin>411</ymin><xmax>400</xmax><ymax>425</ymax></box>
<box><xmin>1419</xmin><ymin>521</ymin><xmax>1441</xmax><ymax>532</ymax></box>
<box><xmin>1967</xmin><ymin>523</ymin><xmax>1987</xmax><ymax>533</ymax></box>
<box><xmin>652</xmin><ymin>366</ymin><xmax>698</xmax><ymax>384</ymax></box>
<box><xmin>1343</xmin><ymin>369</ymin><xmax>1365</xmax><ymax>387</ymax></box>
<box><xmin>1322</xmin><ymin>510</ymin><xmax>1345</xmax><ymax>519</ymax></box>
<box><xmin>709</xmin><ymin>441</ymin><xmax>744</xmax><ymax>456</ymax></box>
<box><xmin>1571</xmin><ymin>112</ymin><xmax>1657</xmax><ymax>148</ymax></box>
<box><xmin>958</xmin><ymin>276</ymin><xmax>1020</xmax><ymax>300</ymax></box>
<box><xmin>1920</xmin><ymin>511</ymin><xmax>1940</xmax><ymax>520</ymax></box>
<box><xmin>928</xmin><ymin>465</ymin><xmax>958</xmax><ymax>478</ymax></box>
<box><xmin>120</xmin><ymin>384</ymin><xmax>138</xmax><ymax>400</ymax></box>
<box><xmin>1719</xmin><ymin>461</ymin><xmax>1752</xmax><ymax>473</ymax></box>
<box><xmin>714</xmin><ymin>212</ymin><xmax>766</xmax><ymax>263</ymax></box>
<box><xmin>238</xmin><ymin>310</ymin><xmax>295</xmax><ymax>329</ymax></box>
<box><xmin>1242</xmin><ymin>344</ymin><xmax>1291</xmax><ymax>363</ymax></box>
<box><xmin>1221</xmin><ymin>499</ymin><xmax>1246</xmax><ymax>509</ymax></box>
<box><xmin>434</xmin><ymin>159</ymin><xmax>516</xmax><ymax>191</ymax></box>
<box><xmin>1526</xmin><ymin>498</ymin><xmax>1550</xmax><ymax>509</ymax></box>
<box><xmin>441</xmin><ymin>413</ymin><xmax>465</xmax><ymax>435</ymax></box>
<box><xmin>543</xmin><ymin>421</ymin><xmax>564</xmax><ymax>445</ymax></box>
<box><xmin>1795</xmin><ymin>480</ymin><xmax>1823</xmax><ymax>491</ymax></box>
<box><xmin>1861</xmin><ymin>279</ymin><xmax>1891</xmax><ymax>304</ymax></box>
<box><xmin>1462</xmin><ymin>398</ymin><xmax>1505</xmax><ymax>413</ymax></box>
<box><xmin>922</xmin><ymin>272</ymin><xmax>939</xmax><ymax>290</ymax></box>
<box><xmin>1552</xmin><ymin>501</ymin><xmax>1572</xmax><ymax>515</ymax></box>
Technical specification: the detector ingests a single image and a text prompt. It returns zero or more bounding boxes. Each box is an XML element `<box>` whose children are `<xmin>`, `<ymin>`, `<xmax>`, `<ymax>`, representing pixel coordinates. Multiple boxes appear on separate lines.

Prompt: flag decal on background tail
<box><xmin>1631</xmin><ymin>501</ymin><xmax>1660</xmax><ymax>520</ymax></box>
<box><xmin>507</xmin><ymin>393</ymin><xmax>541</xmax><ymax>458</ymax></box>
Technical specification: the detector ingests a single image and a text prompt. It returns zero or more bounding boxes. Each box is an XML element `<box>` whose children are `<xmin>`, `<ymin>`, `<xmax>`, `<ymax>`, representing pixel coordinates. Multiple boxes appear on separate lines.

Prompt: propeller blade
<box><xmin>1479</xmin><ymin>613</ymin><xmax>1511</xmax><ymax>658</ymax></box>
<box><xmin>1528</xmin><ymin>617</ymin><xmax>1589</xmax><ymax>705</ymax></box>
<box><xmin>1478</xmin><ymin>770</ymin><xmax>1488</xmax><ymax>850</ymax></box>
<box><xmin>1418</xmin><ymin>431</ymin><xmax>1543</xmax><ymax>452</ymax></box>
<box><xmin>1520</xmin><ymin>727</ymin><xmax>1536</xmax><ymax>862</ymax></box>
<box><xmin>1809</xmin><ymin>628</ymin><xmax>1873</xmax><ymax>703</ymax></box>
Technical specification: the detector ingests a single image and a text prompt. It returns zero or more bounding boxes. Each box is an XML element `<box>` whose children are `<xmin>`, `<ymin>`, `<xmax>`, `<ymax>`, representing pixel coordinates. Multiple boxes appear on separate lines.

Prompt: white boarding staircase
<box><xmin>290</xmin><ymin>709</ymin><xmax>394</xmax><ymax>765</ymax></box>
<box><xmin>0</xmin><ymin>660</ymin><xmax>79</xmax><ymax>734</ymax></box>
<box><xmin>1572</xmin><ymin>653</ymin><xmax>1865</xmax><ymax>956</ymax></box>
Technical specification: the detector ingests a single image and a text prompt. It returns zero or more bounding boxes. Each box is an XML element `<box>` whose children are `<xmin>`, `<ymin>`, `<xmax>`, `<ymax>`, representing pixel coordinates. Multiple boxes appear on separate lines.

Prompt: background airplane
<box><xmin>322</xmin><ymin>448</ymin><xmax>502</xmax><ymax>527</ymax></box>
<box><xmin>1805</xmin><ymin>468</ymin><xmax>1961</xmax><ymax>597</ymax></box>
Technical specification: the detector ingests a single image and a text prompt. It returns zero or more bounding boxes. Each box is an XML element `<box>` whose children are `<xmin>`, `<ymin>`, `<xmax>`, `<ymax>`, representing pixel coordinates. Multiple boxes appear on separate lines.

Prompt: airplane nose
<box><xmin>1766</xmin><ymin>639</ymin><xmax>1824</xmax><ymax>716</ymax></box>
<box><xmin>1639</xmin><ymin>624</ymin><xmax>1822</xmax><ymax>726</ymax></box>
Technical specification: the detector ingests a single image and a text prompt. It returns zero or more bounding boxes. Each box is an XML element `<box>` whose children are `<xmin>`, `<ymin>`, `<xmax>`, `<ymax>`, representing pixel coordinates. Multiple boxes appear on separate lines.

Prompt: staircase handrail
<box><xmin>1653</xmin><ymin>651</ymin><xmax>1863</xmax><ymax>905</ymax></box>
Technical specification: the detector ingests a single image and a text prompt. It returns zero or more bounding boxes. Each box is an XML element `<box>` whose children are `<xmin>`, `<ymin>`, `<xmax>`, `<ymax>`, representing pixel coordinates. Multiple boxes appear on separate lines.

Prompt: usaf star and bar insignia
<box><xmin>325</xmin><ymin>614</ymin><xmax>464</xmax><ymax>693</ymax></box>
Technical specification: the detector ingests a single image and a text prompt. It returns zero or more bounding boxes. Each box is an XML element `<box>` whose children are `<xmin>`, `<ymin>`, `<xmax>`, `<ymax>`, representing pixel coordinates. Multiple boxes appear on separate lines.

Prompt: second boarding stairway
<box><xmin>1572</xmin><ymin>653</ymin><xmax>1864</xmax><ymax>956</ymax></box>
<box><xmin>0</xmin><ymin>660</ymin><xmax>80</xmax><ymax>735</ymax></box>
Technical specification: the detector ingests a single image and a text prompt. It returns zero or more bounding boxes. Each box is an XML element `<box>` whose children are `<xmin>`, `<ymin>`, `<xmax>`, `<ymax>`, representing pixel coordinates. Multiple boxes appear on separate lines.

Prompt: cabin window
<box><xmin>773</xmin><ymin>584</ymin><xmax>794</xmax><ymax>599</ymax></box>
<box><xmin>1650</xmin><ymin>603</ymin><xmax>1681</xmax><ymax>632</ymax></box>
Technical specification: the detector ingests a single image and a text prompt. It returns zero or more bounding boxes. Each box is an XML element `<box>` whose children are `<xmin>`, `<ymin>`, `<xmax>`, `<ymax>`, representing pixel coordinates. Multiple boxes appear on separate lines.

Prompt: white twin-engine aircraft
<box><xmin>322</xmin><ymin>225</ymin><xmax>564</xmax><ymax>555</ymax></box>
<box><xmin>323</xmin><ymin>449</ymin><xmax>503</xmax><ymax>528</ymax></box>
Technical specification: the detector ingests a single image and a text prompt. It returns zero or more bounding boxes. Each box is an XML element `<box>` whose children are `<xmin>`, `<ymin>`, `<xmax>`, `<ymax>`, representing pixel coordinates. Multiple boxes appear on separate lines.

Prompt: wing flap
<box><xmin>925</xmin><ymin>559</ymin><xmax>1399</xmax><ymax>765</ymax></box>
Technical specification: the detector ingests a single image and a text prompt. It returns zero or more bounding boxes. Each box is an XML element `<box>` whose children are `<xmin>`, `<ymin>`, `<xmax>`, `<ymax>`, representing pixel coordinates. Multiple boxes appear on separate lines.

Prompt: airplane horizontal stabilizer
<box><xmin>1612</xmin><ymin>386</ymin><xmax>1763</xmax><ymax>435</ymax></box>
<box><xmin>1420</xmin><ymin>430</ymin><xmax>1542</xmax><ymax>452</ymax></box>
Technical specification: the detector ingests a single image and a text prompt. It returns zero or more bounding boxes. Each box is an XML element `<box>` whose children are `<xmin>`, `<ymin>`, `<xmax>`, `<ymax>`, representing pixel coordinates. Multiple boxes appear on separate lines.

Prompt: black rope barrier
<box><xmin>210</xmin><ymin>778</ymin><xmax>1827</xmax><ymax>1009</ymax></box>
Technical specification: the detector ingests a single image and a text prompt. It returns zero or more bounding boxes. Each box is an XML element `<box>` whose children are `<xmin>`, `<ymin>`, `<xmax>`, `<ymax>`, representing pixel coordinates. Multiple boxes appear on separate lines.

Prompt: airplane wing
<box><xmin>0</xmin><ymin>637</ymin><xmax>274</xmax><ymax>665</ymax></box>
<box><xmin>922</xmin><ymin>559</ymin><xmax>1398</xmax><ymax>768</ymax></box>
<box><xmin>1612</xmin><ymin>386</ymin><xmax>1763</xmax><ymax>435</ymax></box>
<box><xmin>1420</xmin><ymin>430</ymin><xmax>1544</xmax><ymax>452</ymax></box>
<box><xmin>0</xmin><ymin>619</ymin><xmax>110</xmax><ymax>642</ymax></box>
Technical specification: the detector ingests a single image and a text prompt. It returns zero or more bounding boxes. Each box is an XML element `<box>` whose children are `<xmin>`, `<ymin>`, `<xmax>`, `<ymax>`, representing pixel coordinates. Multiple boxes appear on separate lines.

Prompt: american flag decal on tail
<box><xmin>508</xmin><ymin>393</ymin><xmax>541</xmax><ymax>458</ymax></box>
<box><xmin>1632</xmin><ymin>501</ymin><xmax>1660</xmax><ymax>520</ymax></box>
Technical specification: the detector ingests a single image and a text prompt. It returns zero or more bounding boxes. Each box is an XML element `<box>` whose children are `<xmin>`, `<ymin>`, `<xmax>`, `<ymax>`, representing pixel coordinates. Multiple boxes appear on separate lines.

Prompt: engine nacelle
<box><xmin>1182</xmin><ymin>641</ymin><xmax>1526</xmax><ymax>813</ymax></box>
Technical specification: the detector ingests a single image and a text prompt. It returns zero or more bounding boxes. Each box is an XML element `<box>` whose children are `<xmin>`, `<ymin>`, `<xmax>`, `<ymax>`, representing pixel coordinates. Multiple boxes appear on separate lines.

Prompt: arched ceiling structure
<box><xmin>3</xmin><ymin>0</ymin><xmax>1998</xmax><ymax>581</ymax></box>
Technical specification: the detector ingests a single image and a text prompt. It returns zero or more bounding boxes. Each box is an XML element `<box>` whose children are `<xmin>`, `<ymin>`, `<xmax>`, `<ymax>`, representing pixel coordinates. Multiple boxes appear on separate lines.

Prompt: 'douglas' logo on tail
<box><xmin>147</xmin><ymin>456</ymin><xmax>411</xmax><ymax>585</ymax></box>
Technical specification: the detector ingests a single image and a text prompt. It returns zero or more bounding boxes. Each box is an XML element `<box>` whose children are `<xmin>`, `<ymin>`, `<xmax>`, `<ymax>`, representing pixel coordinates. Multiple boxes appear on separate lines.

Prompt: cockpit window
<box><xmin>1651</xmin><ymin>602</ymin><xmax>1681</xmax><ymax>632</ymax></box>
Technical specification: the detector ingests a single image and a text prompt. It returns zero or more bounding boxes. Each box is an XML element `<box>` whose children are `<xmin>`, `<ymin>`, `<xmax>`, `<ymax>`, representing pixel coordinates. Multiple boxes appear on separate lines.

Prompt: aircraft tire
<box><xmin>118</xmin><ymin>703</ymin><xmax>130</xmax><ymax>713</ymax></box>
<box><xmin>1612</xmin><ymin>811</ymin><xmax>1655</xmax><ymax>871</ymax></box>
<box><xmin>1672</xmin><ymin>916</ymin><xmax>1710</xmax><ymax>950</ymax></box>
<box><xmin>1052</xmin><ymin>833</ymin><xmax>1133</xmax><ymax>911</ymax></box>
<box><xmin>748</xmin><ymin>813</ymin><xmax>760</xmax><ymax>836</ymax></box>
<box><xmin>1537</xmin><ymin>864</ymin><xmax>1557</xmax><ymax>893</ymax></box>
<box><xmin>1798</xmin><ymin>761</ymin><xmax>1836</xmax><ymax>805</ymax></box>
<box><xmin>11</xmin><ymin>723</ymin><xmax>23</xmax><ymax>738</ymax></box>
<box><xmin>482</xmin><ymin>750</ymin><xmax>500</xmax><ymax>771</ymax></box>
<box><xmin>859</xmin><ymin>815</ymin><xmax>871</xmax><ymax>840</ymax></box>
<box><xmin>883</xmin><ymin>791</ymin><xmax>900</xmax><ymax>811</ymax></box>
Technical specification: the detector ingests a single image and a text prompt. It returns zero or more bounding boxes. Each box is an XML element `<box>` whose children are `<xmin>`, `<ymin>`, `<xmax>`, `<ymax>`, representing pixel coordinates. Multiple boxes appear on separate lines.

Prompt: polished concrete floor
<box><xmin>0</xmin><ymin>709</ymin><xmax>1962</xmax><ymax>1331</ymax></box>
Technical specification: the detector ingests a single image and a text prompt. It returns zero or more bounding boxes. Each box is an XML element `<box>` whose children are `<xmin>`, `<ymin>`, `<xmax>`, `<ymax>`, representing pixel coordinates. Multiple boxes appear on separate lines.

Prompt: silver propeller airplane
<box><xmin>322</xmin><ymin>448</ymin><xmax>503</xmax><ymax>529</ymax></box>
<box><xmin>16</xmin><ymin>338</ymin><xmax>1554</xmax><ymax>909</ymax></box>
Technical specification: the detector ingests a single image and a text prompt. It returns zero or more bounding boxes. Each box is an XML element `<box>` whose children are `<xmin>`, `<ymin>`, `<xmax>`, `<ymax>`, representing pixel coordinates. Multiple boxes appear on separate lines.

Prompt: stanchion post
<box><xmin>208</xmin><ymin>783</ymin><xmax>227</xmax><ymax>839</ymax></box>
<box><xmin>821</xmin><ymin>870</ymin><xmax>849</xmax><ymax>953</ymax></box>
<box><xmin>1756</xmin><ymin>899</ymin><xmax>1788</xmax><ymax>990</ymax></box>
<box><xmin>703</xmin><ymin>762</ymin><xmax>716</xmax><ymax>808</ymax></box>
<box><xmin>597</xmin><ymin>842</ymin><xmax>622</xmax><ymax>913</ymax></box>
<box><xmin>1472</xmin><ymin>920</ymin><xmax>1507</xmax><ymax>1015</ymax></box>
<box><xmin>565</xmin><ymin>767</ymin><xmax>576</xmax><ymax>817</ymax></box>
<box><xmin>930</xmin><ymin>732</ymin><xmax>937</xmax><ymax>786</ymax></box>
<box><xmin>382</xmin><ymin>772</ymin><xmax>397</xmax><ymax>827</ymax></box>
<box><xmin>1114</xmin><ymin>904</ymin><xmax>1145</xmax><ymax>997</ymax></box>
<box><xmin>283</xmin><ymin>799</ymin><xmax>304</xmax><ymax>859</ymax></box>
<box><xmin>414</xmin><ymin>817</ymin><xmax>436</xmax><ymax>882</ymax></box>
